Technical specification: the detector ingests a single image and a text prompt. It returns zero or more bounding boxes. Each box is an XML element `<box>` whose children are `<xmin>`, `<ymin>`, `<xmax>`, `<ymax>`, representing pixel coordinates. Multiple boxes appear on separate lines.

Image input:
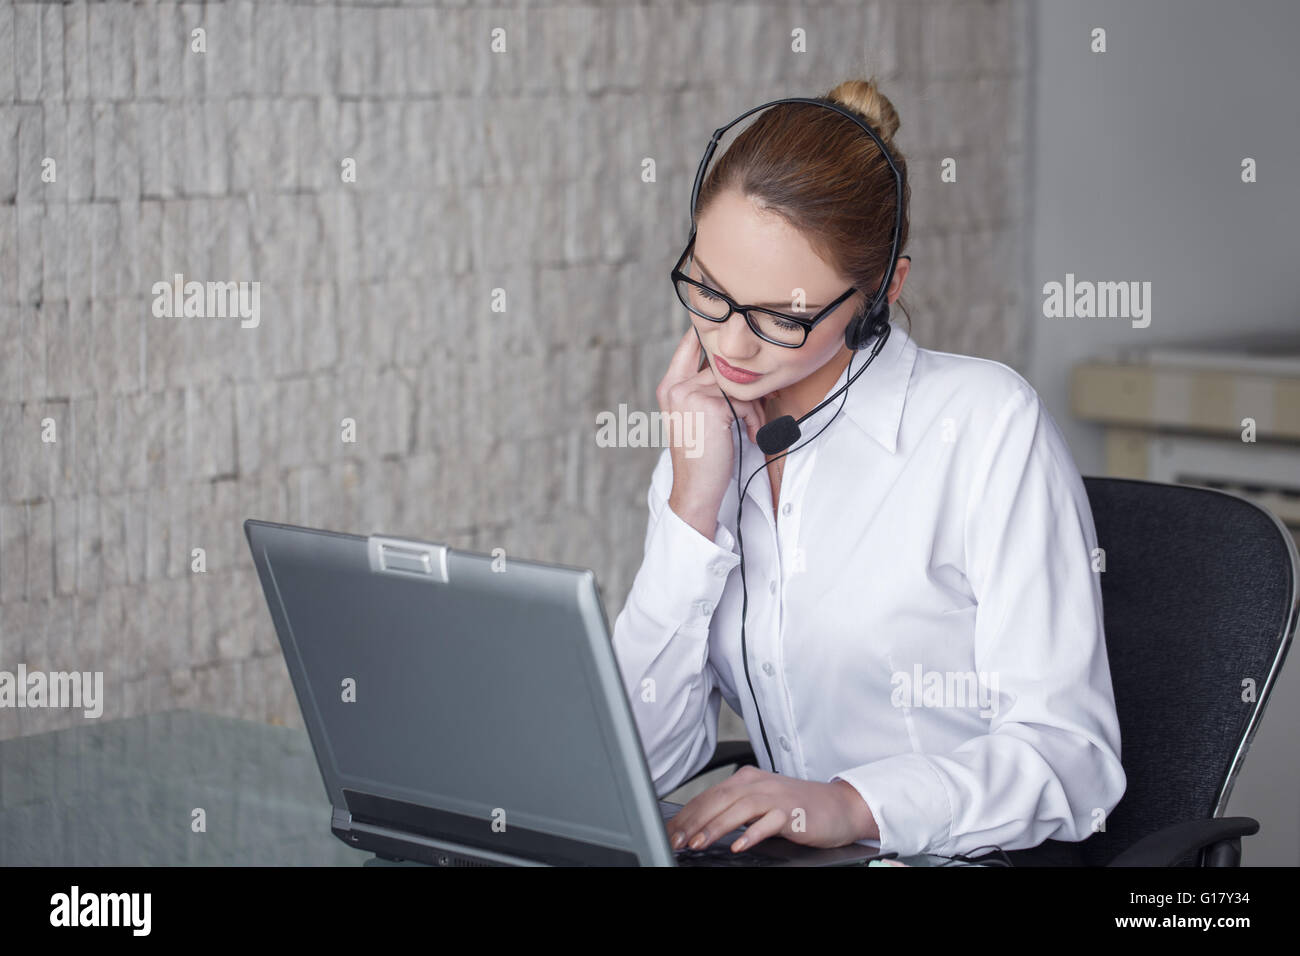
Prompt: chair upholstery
<box><xmin>685</xmin><ymin>477</ymin><xmax>1299</xmax><ymax>866</ymax></box>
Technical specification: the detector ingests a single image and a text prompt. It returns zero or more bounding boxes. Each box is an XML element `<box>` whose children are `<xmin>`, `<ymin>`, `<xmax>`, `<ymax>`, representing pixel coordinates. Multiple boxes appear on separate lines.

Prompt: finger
<box><xmin>692</xmin><ymin>360</ymin><xmax>767</xmax><ymax>417</ymax></box>
<box><xmin>684</xmin><ymin>382</ymin><xmax>763</xmax><ymax>446</ymax></box>
<box><xmin>687</xmin><ymin>794</ymin><xmax>770</xmax><ymax>850</ymax></box>
<box><xmin>664</xmin><ymin>325</ymin><xmax>704</xmax><ymax>386</ymax></box>
<box><xmin>725</xmin><ymin>399</ymin><xmax>766</xmax><ymax>446</ymax></box>
<box><xmin>685</xmin><ymin>365</ymin><xmax>763</xmax><ymax>416</ymax></box>
<box><xmin>667</xmin><ymin>776</ymin><xmax>750</xmax><ymax>850</ymax></box>
<box><xmin>673</xmin><ymin>780</ymin><xmax>760</xmax><ymax>850</ymax></box>
<box><xmin>733</xmin><ymin>808</ymin><xmax>788</xmax><ymax>852</ymax></box>
<box><xmin>687</xmin><ymin>364</ymin><xmax>719</xmax><ymax>387</ymax></box>
<box><xmin>673</xmin><ymin>366</ymin><xmax>731</xmax><ymax>408</ymax></box>
<box><xmin>665</xmin><ymin>366</ymin><xmax>724</xmax><ymax>416</ymax></box>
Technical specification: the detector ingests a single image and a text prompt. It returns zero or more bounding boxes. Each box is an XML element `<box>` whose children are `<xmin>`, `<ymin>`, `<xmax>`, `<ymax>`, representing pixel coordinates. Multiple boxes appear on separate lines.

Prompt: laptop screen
<box><xmin>247</xmin><ymin>521</ymin><xmax>668</xmax><ymax>865</ymax></box>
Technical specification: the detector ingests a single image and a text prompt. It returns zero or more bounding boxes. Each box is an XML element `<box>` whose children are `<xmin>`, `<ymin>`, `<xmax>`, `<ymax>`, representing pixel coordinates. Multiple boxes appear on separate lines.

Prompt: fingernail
<box><xmin>690</xmin><ymin>833</ymin><xmax>705</xmax><ymax>849</ymax></box>
<box><xmin>734</xmin><ymin>838</ymin><xmax>748</xmax><ymax>851</ymax></box>
<box><xmin>671</xmin><ymin>831</ymin><xmax>684</xmax><ymax>849</ymax></box>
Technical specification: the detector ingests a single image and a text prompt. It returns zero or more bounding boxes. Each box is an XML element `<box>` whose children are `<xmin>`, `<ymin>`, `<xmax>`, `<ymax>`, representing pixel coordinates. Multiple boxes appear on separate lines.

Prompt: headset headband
<box><xmin>687</xmin><ymin>95</ymin><xmax>906</xmax><ymax>330</ymax></box>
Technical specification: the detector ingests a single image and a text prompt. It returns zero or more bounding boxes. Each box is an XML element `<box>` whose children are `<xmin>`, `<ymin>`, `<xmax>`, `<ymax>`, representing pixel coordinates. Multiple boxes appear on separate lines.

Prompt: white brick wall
<box><xmin>0</xmin><ymin>0</ymin><xmax>1030</xmax><ymax>742</ymax></box>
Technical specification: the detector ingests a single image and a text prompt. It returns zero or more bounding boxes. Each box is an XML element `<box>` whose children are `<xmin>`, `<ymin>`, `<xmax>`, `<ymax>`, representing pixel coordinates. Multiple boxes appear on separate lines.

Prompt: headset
<box><xmin>681</xmin><ymin>94</ymin><xmax>907</xmax><ymax>776</ymax></box>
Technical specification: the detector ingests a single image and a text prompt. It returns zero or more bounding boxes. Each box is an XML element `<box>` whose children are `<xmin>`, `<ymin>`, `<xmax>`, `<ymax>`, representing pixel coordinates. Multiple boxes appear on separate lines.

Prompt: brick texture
<box><xmin>0</xmin><ymin>0</ymin><xmax>1030</xmax><ymax>742</ymax></box>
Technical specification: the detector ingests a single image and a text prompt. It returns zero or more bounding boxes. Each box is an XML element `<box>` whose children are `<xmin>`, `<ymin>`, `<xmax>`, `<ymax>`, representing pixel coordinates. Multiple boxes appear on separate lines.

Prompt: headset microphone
<box><xmin>754</xmin><ymin>417</ymin><xmax>800</xmax><ymax>456</ymax></box>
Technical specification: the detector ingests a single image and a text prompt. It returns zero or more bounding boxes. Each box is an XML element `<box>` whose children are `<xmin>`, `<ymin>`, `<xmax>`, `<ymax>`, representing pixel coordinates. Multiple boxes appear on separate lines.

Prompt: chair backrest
<box><xmin>1005</xmin><ymin>477</ymin><xmax>1299</xmax><ymax>866</ymax></box>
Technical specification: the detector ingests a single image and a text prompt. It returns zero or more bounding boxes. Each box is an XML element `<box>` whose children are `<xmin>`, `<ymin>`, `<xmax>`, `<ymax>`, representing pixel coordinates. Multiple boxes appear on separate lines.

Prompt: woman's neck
<box><xmin>760</xmin><ymin>346</ymin><xmax>854</xmax><ymax>425</ymax></box>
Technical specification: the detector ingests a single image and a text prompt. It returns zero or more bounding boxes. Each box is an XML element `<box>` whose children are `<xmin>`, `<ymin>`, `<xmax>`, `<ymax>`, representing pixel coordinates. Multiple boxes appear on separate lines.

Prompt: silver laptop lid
<box><xmin>244</xmin><ymin>519</ymin><xmax>674</xmax><ymax>866</ymax></box>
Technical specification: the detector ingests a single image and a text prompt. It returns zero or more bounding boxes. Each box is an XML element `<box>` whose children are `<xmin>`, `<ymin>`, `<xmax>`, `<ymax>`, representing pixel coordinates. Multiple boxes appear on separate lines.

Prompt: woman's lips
<box><xmin>713</xmin><ymin>355</ymin><xmax>763</xmax><ymax>384</ymax></box>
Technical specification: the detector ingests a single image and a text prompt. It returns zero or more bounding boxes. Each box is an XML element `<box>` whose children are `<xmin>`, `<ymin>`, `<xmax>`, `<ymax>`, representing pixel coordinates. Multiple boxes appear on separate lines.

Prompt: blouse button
<box><xmin>768</xmin><ymin>580</ymin><xmax>777</xmax><ymax>595</ymax></box>
<box><xmin>696</xmin><ymin>600</ymin><xmax>713</xmax><ymax>616</ymax></box>
<box><xmin>779</xmin><ymin>736</ymin><xmax>792</xmax><ymax>752</ymax></box>
<box><xmin>762</xmin><ymin>662</ymin><xmax>775</xmax><ymax>677</ymax></box>
<box><xmin>782</xmin><ymin>502</ymin><xmax>793</xmax><ymax>516</ymax></box>
<box><xmin>709</xmin><ymin>560</ymin><xmax>728</xmax><ymax>577</ymax></box>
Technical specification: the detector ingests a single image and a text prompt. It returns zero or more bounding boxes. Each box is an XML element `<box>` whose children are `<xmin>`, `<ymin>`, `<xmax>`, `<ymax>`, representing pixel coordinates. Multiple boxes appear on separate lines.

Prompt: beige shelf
<box><xmin>1073</xmin><ymin>360</ymin><xmax>1300</xmax><ymax>542</ymax></box>
<box><xmin>1071</xmin><ymin>362</ymin><xmax>1300</xmax><ymax>442</ymax></box>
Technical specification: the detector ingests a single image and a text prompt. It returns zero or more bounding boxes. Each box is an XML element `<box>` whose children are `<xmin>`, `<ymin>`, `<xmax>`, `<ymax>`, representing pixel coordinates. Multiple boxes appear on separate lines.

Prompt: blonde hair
<box><xmin>826</xmin><ymin>77</ymin><xmax>902</xmax><ymax>144</ymax></box>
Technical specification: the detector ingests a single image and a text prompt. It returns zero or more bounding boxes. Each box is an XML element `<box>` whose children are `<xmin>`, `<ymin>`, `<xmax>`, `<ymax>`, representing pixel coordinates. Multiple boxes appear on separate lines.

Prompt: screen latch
<box><xmin>367</xmin><ymin>535</ymin><xmax>450</xmax><ymax>582</ymax></box>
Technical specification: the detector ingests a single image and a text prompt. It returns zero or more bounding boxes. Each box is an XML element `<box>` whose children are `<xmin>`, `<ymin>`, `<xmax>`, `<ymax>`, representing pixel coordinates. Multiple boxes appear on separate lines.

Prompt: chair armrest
<box><xmin>688</xmin><ymin>739</ymin><xmax>758</xmax><ymax>780</ymax></box>
<box><xmin>1106</xmin><ymin>817</ymin><xmax>1260</xmax><ymax>867</ymax></box>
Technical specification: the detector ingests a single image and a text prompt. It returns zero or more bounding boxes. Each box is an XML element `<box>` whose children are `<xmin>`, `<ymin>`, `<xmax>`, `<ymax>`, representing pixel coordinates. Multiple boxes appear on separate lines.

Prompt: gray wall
<box><xmin>0</xmin><ymin>0</ymin><xmax>1032</xmax><ymax>742</ymax></box>
<box><xmin>1024</xmin><ymin>0</ymin><xmax>1300</xmax><ymax>865</ymax></box>
<box><xmin>1026</xmin><ymin>0</ymin><xmax>1300</xmax><ymax>460</ymax></box>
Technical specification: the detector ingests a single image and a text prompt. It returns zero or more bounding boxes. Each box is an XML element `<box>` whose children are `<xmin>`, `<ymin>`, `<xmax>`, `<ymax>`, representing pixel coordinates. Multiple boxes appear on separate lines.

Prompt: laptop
<box><xmin>244</xmin><ymin>518</ymin><xmax>890</xmax><ymax>867</ymax></box>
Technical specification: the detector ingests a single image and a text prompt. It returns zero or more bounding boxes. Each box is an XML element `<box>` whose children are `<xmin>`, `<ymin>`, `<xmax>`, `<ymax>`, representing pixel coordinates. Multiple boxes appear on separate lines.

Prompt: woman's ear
<box><xmin>887</xmin><ymin>257</ymin><xmax>911</xmax><ymax>304</ymax></box>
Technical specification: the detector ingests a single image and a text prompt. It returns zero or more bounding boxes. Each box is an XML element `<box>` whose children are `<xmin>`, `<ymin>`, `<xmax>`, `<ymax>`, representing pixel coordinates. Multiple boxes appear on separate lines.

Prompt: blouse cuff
<box><xmin>831</xmin><ymin>753</ymin><xmax>955</xmax><ymax>858</ymax></box>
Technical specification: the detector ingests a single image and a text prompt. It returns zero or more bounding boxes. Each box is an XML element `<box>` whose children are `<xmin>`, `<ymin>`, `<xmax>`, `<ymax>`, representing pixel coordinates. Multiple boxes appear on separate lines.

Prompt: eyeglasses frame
<box><xmin>670</xmin><ymin>233</ymin><xmax>859</xmax><ymax>349</ymax></box>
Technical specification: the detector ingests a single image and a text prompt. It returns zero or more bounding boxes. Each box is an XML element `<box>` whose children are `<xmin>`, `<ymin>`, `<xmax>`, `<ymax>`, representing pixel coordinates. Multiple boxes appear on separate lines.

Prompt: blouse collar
<box><xmin>795</xmin><ymin>318</ymin><xmax>918</xmax><ymax>456</ymax></box>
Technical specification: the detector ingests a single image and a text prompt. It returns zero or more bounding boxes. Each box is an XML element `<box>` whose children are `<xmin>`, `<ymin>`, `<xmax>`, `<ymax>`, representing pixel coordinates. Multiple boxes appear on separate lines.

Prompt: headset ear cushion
<box><xmin>873</xmin><ymin>300</ymin><xmax>891</xmax><ymax>336</ymax></box>
<box><xmin>843</xmin><ymin>315</ymin><xmax>862</xmax><ymax>351</ymax></box>
<box><xmin>844</xmin><ymin>300</ymin><xmax>890</xmax><ymax>350</ymax></box>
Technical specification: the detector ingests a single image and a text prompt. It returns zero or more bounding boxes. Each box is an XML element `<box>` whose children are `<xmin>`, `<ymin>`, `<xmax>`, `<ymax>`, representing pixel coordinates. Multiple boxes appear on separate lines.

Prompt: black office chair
<box><xmin>683</xmin><ymin>477</ymin><xmax>1299</xmax><ymax>866</ymax></box>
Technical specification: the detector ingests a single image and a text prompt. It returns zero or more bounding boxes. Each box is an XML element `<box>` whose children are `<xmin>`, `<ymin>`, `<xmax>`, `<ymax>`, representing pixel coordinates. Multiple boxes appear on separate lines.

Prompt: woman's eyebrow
<box><xmin>694</xmin><ymin>258</ymin><xmax>826</xmax><ymax>311</ymax></box>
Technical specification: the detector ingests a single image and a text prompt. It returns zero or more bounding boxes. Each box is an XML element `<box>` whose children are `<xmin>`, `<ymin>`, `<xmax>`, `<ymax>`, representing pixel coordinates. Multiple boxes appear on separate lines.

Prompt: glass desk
<box><xmin>0</xmin><ymin>710</ymin><xmax>972</xmax><ymax>867</ymax></box>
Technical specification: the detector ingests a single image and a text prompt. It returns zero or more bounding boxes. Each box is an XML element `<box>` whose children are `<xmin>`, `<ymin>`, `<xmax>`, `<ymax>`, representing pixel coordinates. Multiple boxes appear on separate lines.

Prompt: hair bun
<box><xmin>826</xmin><ymin>77</ymin><xmax>900</xmax><ymax>143</ymax></box>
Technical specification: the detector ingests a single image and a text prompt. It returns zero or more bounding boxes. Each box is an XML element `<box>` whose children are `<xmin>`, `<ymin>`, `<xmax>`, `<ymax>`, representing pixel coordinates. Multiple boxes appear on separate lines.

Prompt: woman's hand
<box><xmin>667</xmin><ymin>765</ymin><xmax>880</xmax><ymax>852</ymax></box>
<box><xmin>656</xmin><ymin>325</ymin><xmax>767</xmax><ymax>538</ymax></box>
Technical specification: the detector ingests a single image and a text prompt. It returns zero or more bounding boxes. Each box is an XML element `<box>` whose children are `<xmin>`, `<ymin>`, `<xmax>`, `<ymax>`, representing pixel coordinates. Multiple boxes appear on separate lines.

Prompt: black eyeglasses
<box><xmin>670</xmin><ymin>233</ymin><xmax>858</xmax><ymax>348</ymax></box>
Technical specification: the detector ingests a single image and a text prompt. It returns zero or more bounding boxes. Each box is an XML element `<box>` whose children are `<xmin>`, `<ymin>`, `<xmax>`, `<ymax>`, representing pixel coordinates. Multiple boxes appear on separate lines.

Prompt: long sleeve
<box><xmin>831</xmin><ymin>384</ymin><xmax>1127</xmax><ymax>858</ymax></box>
<box><xmin>611</xmin><ymin>449</ymin><xmax>742</xmax><ymax>797</ymax></box>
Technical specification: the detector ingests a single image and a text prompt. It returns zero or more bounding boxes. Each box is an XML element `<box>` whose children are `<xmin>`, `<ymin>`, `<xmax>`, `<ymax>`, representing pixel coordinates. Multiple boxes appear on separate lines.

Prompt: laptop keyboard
<box><xmin>674</xmin><ymin>843</ymin><xmax>783</xmax><ymax>866</ymax></box>
<box><xmin>661</xmin><ymin>800</ymin><xmax>782</xmax><ymax>865</ymax></box>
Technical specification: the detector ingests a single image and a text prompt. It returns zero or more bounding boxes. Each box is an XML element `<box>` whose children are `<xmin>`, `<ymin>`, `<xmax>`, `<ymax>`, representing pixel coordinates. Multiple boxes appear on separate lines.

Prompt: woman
<box><xmin>611</xmin><ymin>78</ymin><xmax>1126</xmax><ymax>860</ymax></box>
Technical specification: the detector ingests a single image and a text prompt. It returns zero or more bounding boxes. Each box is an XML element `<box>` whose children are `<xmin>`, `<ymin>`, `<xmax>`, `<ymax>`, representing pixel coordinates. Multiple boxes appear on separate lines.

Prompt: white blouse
<box><xmin>611</xmin><ymin>318</ymin><xmax>1127</xmax><ymax>858</ymax></box>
